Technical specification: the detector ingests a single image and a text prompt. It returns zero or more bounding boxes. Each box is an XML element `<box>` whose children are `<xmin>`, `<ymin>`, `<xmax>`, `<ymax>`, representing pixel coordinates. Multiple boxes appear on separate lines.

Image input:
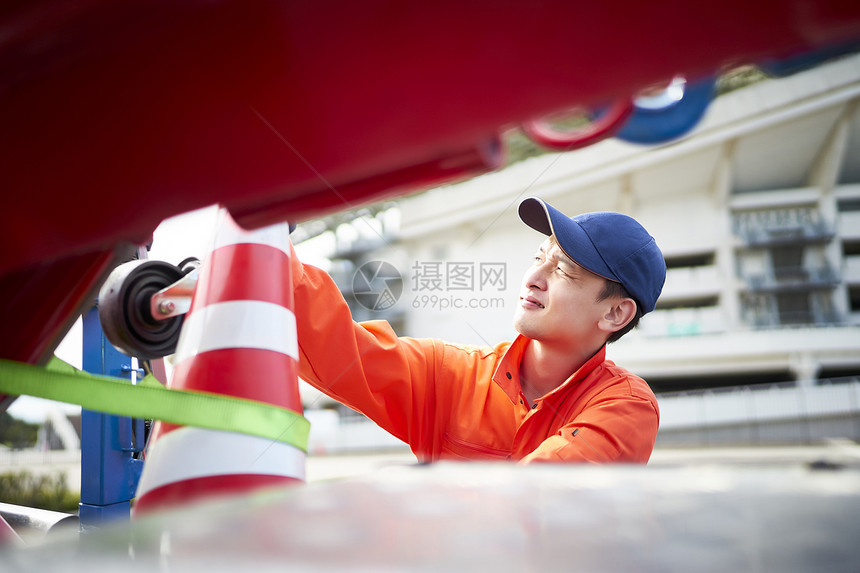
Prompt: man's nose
<box><xmin>523</xmin><ymin>263</ymin><xmax>548</xmax><ymax>290</ymax></box>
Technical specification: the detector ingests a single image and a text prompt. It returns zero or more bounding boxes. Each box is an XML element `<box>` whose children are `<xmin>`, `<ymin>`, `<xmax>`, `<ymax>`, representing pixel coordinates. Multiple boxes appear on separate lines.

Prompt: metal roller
<box><xmin>0</xmin><ymin>503</ymin><xmax>78</xmax><ymax>540</ymax></box>
<box><xmin>97</xmin><ymin>259</ymin><xmax>185</xmax><ymax>360</ymax></box>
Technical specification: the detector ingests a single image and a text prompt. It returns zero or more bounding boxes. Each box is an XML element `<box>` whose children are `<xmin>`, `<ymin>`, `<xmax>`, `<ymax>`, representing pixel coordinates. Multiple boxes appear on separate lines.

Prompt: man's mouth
<box><xmin>522</xmin><ymin>296</ymin><xmax>545</xmax><ymax>309</ymax></box>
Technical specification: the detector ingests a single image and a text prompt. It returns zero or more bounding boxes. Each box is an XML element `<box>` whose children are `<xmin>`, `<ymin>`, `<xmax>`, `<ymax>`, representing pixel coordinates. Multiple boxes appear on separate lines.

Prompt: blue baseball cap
<box><xmin>518</xmin><ymin>197</ymin><xmax>666</xmax><ymax>314</ymax></box>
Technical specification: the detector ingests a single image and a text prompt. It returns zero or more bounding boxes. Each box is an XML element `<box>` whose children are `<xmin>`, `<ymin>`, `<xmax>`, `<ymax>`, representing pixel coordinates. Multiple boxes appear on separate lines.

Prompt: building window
<box><xmin>849</xmin><ymin>286</ymin><xmax>860</xmax><ymax>313</ymax></box>
<box><xmin>843</xmin><ymin>240</ymin><xmax>860</xmax><ymax>257</ymax></box>
<box><xmin>838</xmin><ymin>197</ymin><xmax>860</xmax><ymax>212</ymax></box>
<box><xmin>818</xmin><ymin>366</ymin><xmax>860</xmax><ymax>384</ymax></box>
<box><xmin>664</xmin><ymin>252</ymin><xmax>715</xmax><ymax>269</ymax></box>
<box><xmin>649</xmin><ymin>370</ymin><xmax>794</xmax><ymax>394</ymax></box>
<box><xmin>775</xmin><ymin>292</ymin><xmax>812</xmax><ymax>325</ymax></box>
<box><xmin>771</xmin><ymin>245</ymin><xmax>807</xmax><ymax>281</ymax></box>
<box><xmin>657</xmin><ymin>296</ymin><xmax>719</xmax><ymax>311</ymax></box>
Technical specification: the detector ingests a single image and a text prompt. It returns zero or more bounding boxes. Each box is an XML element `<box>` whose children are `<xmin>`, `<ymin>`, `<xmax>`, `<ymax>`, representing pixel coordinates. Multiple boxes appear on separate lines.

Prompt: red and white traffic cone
<box><xmin>133</xmin><ymin>209</ymin><xmax>304</xmax><ymax>515</ymax></box>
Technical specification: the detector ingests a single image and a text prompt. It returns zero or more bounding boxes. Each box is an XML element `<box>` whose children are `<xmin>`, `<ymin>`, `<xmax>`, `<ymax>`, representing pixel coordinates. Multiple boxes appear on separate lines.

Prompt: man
<box><xmin>290</xmin><ymin>197</ymin><xmax>666</xmax><ymax>463</ymax></box>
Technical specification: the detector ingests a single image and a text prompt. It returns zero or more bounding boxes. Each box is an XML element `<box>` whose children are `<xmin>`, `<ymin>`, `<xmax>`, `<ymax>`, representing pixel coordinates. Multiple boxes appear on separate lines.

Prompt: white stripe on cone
<box><xmin>135</xmin><ymin>427</ymin><xmax>306</xmax><ymax>497</ymax></box>
<box><xmin>173</xmin><ymin>300</ymin><xmax>298</xmax><ymax>364</ymax></box>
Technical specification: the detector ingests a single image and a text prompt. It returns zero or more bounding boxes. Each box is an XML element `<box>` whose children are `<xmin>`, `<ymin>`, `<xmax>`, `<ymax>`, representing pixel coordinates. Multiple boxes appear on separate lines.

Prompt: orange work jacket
<box><xmin>291</xmin><ymin>246</ymin><xmax>659</xmax><ymax>463</ymax></box>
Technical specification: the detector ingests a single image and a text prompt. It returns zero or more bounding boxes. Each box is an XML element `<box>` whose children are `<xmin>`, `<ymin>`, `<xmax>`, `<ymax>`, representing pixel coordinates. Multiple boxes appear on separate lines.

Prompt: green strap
<box><xmin>0</xmin><ymin>358</ymin><xmax>309</xmax><ymax>452</ymax></box>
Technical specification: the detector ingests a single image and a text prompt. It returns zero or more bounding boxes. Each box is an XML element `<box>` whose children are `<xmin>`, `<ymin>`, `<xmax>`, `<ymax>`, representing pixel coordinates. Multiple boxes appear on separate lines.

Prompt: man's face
<box><xmin>513</xmin><ymin>239</ymin><xmax>610</xmax><ymax>346</ymax></box>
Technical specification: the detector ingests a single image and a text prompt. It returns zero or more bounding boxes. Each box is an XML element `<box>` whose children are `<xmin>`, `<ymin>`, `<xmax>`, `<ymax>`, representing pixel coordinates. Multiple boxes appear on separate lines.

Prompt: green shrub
<box><xmin>0</xmin><ymin>470</ymin><xmax>79</xmax><ymax>513</ymax></box>
<box><xmin>0</xmin><ymin>412</ymin><xmax>38</xmax><ymax>449</ymax></box>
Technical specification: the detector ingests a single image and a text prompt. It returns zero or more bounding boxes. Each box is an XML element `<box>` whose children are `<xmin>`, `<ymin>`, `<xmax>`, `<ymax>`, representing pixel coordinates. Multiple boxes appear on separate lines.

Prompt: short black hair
<box><xmin>597</xmin><ymin>280</ymin><xmax>641</xmax><ymax>343</ymax></box>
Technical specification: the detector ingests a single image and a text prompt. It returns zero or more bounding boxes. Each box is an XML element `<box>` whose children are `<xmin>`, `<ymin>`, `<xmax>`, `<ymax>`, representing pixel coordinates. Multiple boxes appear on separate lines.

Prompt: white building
<box><xmin>299</xmin><ymin>52</ymin><xmax>860</xmax><ymax>449</ymax></box>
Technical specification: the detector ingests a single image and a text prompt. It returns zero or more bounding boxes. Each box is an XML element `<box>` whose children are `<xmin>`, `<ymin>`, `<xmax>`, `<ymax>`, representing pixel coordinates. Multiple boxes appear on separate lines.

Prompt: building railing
<box><xmin>657</xmin><ymin>378</ymin><xmax>860</xmax><ymax>446</ymax></box>
<box><xmin>735</xmin><ymin>221</ymin><xmax>835</xmax><ymax>247</ymax></box>
<box><xmin>742</xmin><ymin>302</ymin><xmax>843</xmax><ymax>329</ymax></box>
<box><xmin>743</xmin><ymin>264</ymin><xmax>840</xmax><ymax>292</ymax></box>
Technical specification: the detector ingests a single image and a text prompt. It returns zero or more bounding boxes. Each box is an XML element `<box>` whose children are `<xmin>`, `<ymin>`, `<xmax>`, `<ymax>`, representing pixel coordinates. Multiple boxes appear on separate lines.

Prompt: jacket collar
<box><xmin>493</xmin><ymin>334</ymin><xmax>606</xmax><ymax>404</ymax></box>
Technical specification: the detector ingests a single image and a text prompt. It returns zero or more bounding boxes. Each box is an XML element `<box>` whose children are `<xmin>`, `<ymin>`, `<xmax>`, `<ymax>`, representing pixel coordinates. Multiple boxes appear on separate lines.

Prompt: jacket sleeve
<box><xmin>520</xmin><ymin>391</ymin><xmax>659</xmax><ymax>464</ymax></box>
<box><xmin>289</xmin><ymin>243</ymin><xmax>442</xmax><ymax>455</ymax></box>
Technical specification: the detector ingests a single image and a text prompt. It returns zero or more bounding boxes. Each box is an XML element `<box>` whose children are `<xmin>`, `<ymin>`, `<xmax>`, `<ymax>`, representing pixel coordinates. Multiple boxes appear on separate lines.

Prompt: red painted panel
<box><xmin>1</xmin><ymin>1</ymin><xmax>859</xmax><ymax>369</ymax></box>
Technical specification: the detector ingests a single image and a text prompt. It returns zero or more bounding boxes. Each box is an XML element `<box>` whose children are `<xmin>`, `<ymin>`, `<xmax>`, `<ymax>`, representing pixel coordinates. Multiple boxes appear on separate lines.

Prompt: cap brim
<box><xmin>518</xmin><ymin>197</ymin><xmax>618</xmax><ymax>282</ymax></box>
<box><xmin>518</xmin><ymin>197</ymin><xmax>553</xmax><ymax>236</ymax></box>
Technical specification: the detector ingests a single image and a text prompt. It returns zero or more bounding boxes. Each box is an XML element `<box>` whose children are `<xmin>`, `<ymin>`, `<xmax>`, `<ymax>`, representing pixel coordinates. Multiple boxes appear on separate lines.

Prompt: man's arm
<box><xmin>520</xmin><ymin>393</ymin><xmax>659</xmax><ymax>464</ymax></box>
<box><xmin>289</xmin><ymin>243</ymin><xmax>442</xmax><ymax>454</ymax></box>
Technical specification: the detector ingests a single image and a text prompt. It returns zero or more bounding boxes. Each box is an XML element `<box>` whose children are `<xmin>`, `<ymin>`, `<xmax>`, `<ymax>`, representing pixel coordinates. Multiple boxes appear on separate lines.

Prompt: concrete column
<box><xmin>791</xmin><ymin>351</ymin><xmax>820</xmax><ymax>387</ymax></box>
<box><xmin>712</xmin><ymin>140</ymin><xmax>742</xmax><ymax>330</ymax></box>
<box><xmin>813</xmin><ymin>100</ymin><xmax>857</xmax><ymax>320</ymax></box>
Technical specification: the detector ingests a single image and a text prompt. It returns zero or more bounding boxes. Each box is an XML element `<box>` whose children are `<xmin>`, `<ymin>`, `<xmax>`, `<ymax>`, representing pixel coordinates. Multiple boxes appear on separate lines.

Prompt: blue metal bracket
<box><xmin>79</xmin><ymin>306</ymin><xmax>145</xmax><ymax>529</ymax></box>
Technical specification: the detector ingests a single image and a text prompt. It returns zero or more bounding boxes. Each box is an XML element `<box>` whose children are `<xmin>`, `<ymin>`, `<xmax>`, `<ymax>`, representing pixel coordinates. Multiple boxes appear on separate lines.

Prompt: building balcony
<box><xmin>743</xmin><ymin>265</ymin><xmax>840</xmax><ymax>293</ymax></box>
<box><xmin>736</xmin><ymin>222</ymin><xmax>834</xmax><ymax>247</ymax></box>
<box><xmin>743</xmin><ymin>306</ymin><xmax>842</xmax><ymax>329</ymax></box>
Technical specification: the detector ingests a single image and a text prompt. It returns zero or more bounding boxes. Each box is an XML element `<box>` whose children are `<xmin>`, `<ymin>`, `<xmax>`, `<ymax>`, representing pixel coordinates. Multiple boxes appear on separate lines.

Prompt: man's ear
<box><xmin>599</xmin><ymin>298</ymin><xmax>637</xmax><ymax>333</ymax></box>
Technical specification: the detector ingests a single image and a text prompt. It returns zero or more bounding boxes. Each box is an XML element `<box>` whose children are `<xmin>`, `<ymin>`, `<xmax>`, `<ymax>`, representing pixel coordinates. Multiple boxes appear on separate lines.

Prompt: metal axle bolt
<box><xmin>157</xmin><ymin>300</ymin><xmax>176</xmax><ymax>315</ymax></box>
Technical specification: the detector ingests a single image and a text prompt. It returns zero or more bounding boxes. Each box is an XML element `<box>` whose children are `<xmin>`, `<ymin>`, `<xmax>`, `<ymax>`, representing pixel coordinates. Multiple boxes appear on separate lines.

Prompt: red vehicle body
<box><xmin>2</xmin><ymin>1</ymin><xmax>860</xmax><ymax>396</ymax></box>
